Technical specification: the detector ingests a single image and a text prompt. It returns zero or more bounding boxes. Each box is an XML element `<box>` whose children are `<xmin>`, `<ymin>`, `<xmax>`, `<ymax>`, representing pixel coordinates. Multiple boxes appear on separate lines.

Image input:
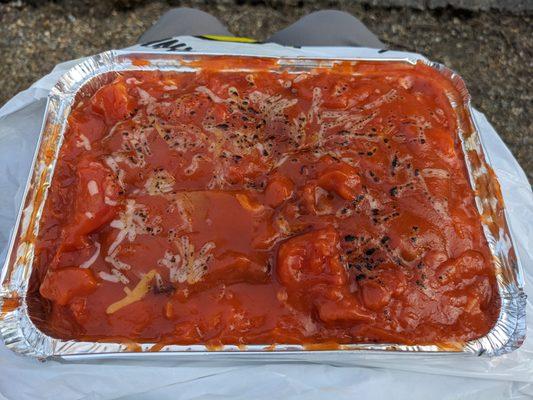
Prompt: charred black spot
<box><xmin>344</xmin><ymin>234</ymin><xmax>356</xmax><ymax>242</ymax></box>
<box><xmin>364</xmin><ymin>248</ymin><xmax>376</xmax><ymax>256</ymax></box>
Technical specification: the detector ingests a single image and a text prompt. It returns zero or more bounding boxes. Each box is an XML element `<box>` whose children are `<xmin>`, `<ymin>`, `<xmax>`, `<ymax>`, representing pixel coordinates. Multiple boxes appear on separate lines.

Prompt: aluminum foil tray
<box><xmin>0</xmin><ymin>50</ymin><xmax>526</xmax><ymax>361</ymax></box>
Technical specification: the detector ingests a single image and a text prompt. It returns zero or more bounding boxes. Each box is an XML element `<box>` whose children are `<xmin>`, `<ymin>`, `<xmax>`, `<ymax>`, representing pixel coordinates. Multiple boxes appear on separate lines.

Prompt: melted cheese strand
<box><xmin>106</xmin><ymin>270</ymin><xmax>157</xmax><ymax>314</ymax></box>
<box><xmin>79</xmin><ymin>242</ymin><xmax>101</xmax><ymax>269</ymax></box>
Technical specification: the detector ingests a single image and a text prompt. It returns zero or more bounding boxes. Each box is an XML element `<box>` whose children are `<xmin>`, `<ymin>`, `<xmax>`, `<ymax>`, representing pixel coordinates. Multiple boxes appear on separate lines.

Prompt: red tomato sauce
<box><xmin>29</xmin><ymin>59</ymin><xmax>500</xmax><ymax>346</ymax></box>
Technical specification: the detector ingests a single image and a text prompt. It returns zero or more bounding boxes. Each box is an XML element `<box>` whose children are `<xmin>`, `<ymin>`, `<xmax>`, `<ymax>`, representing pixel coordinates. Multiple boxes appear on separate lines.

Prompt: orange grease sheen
<box><xmin>31</xmin><ymin>60</ymin><xmax>500</xmax><ymax>346</ymax></box>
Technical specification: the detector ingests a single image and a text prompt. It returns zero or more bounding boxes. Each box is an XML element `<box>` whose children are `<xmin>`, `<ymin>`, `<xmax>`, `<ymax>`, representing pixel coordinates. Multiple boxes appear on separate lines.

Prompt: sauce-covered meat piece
<box><xmin>61</xmin><ymin>158</ymin><xmax>120</xmax><ymax>250</ymax></box>
<box><xmin>31</xmin><ymin>59</ymin><xmax>499</xmax><ymax>346</ymax></box>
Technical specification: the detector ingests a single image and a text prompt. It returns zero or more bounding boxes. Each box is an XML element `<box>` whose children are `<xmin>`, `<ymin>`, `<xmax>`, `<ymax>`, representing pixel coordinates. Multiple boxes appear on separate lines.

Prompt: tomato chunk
<box><xmin>40</xmin><ymin>267</ymin><xmax>98</xmax><ymax>306</ymax></box>
<box><xmin>265</xmin><ymin>175</ymin><xmax>294</xmax><ymax>208</ymax></box>
<box><xmin>199</xmin><ymin>253</ymin><xmax>269</xmax><ymax>287</ymax></box>
<box><xmin>317</xmin><ymin>158</ymin><xmax>361</xmax><ymax>201</ymax></box>
<box><xmin>360</xmin><ymin>280</ymin><xmax>391</xmax><ymax>311</ymax></box>
<box><xmin>69</xmin><ymin>109</ymin><xmax>107</xmax><ymax>144</ymax></box>
<box><xmin>317</xmin><ymin>297</ymin><xmax>373</xmax><ymax>323</ymax></box>
<box><xmin>277</xmin><ymin>227</ymin><xmax>347</xmax><ymax>288</ymax></box>
<box><xmin>435</xmin><ymin>250</ymin><xmax>486</xmax><ymax>284</ymax></box>
<box><xmin>91</xmin><ymin>80</ymin><xmax>135</xmax><ymax>125</ymax></box>
<box><xmin>62</xmin><ymin>159</ymin><xmax>120</xmax><ymax>249</ymax></box>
